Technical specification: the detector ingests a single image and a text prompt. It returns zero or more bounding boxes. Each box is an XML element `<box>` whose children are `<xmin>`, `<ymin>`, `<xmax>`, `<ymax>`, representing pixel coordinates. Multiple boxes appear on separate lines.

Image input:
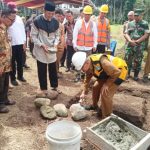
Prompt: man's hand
<box><xmin>107</xmin><ymin>44</ymin><xmax>110</xmax><ymax>50</ymax></box>
<box><xmin>64</xmin><ymin>43</ymin><xmax>67</xmax><ymax>49</ymax></box>
<box><xmin>23</xmin><ymin>44</ymin><xmax>26</xmax><ymax>51</ymax></box>
<box><xmin>92</xmin><ymin>47</ymin><xmax>96</xmax><ymax>52</ymax></box>
<box><xmin>74</xmin><ymin>47</ymin><xmax>77</xmax><ymax>51</ymax></box>
<box><xmin>80</xmin><ymin>92</ymin><xmax>86</xmax><ymax>100</ymax></box>
<box><xmin>135</xmin><ymin>40</ymin><xmax>141</xmax><ymax>45</ymax></box>
<box><xmin>41</xmin><ymin>45</ymin><xmax>49</xmax><ymax>53</ymax></box>
<box><xmin>101</xmin><ymin>84</ymin><xmax>109</xmax><ymax>96</ymax></box>
<box><xmin>0</xmin><ymin>67</ymin><xmax>4</xmax><ymax>76</ymax></box>
<box><xmin>129</xmin><ymin>40</ymin><xmax>137</xmax><ymax>46</ymax></box>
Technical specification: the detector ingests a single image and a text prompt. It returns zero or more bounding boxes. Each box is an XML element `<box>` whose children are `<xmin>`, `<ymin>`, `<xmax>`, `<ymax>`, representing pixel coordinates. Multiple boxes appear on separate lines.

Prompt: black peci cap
<box><xmin>44</xmin><ymin>1</ymin><xmax>55</xmax><ymax>12</ymax></box>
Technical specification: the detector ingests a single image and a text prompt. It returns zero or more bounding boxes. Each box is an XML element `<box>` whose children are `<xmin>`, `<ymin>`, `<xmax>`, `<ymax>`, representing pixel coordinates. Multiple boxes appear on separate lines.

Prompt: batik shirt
<box><xmin>0</xmin><ymin>23</ymin><xmax>11</xmax><ymax>73</ymax></box>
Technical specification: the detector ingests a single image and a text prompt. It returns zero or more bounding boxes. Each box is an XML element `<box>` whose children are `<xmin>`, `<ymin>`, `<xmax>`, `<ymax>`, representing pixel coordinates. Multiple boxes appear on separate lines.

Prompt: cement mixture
<box><xmin>94</xmin><ymin>118</ymin><xmax>142</xmax><ymax>150</ymax></box>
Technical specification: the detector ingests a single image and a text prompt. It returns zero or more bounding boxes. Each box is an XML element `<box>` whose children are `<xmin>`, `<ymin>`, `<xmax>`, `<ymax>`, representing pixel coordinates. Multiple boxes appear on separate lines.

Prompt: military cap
<box><xmin>134</xmin><ymin>9</ymin><xmax>144</xmax><ymax>16</ymax></box>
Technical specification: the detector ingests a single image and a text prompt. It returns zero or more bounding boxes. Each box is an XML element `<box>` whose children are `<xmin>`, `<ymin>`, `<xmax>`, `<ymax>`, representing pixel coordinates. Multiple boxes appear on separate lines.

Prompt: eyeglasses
<box><xmin>7</xmin><ymin>17</ymin><xmax>15</xmax><ymax>23</ymax></box>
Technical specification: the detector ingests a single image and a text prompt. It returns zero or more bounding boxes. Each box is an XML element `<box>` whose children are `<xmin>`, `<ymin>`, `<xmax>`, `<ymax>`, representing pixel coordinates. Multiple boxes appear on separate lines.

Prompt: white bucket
<box><xmin>46</xmin><ymin>120</ymin><xmax>82</xmax><ymax>150</ymax></box>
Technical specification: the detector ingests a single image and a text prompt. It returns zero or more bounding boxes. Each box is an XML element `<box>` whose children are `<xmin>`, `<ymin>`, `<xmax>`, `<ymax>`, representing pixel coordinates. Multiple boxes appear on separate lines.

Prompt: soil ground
<box><xmin>0</xmin><ymin>51</ymin><xmax>150</xmax><ymax>150</ymax></box>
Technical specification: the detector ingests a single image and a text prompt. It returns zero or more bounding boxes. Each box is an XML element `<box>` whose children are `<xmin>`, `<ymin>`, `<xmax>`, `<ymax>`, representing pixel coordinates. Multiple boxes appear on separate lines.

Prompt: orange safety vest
<box><xmin>97</xmin><ymin>18</ymin><xmax>109</xmax><ymax>44</ymax></box>
<box><xmin>77</xmin><ymin>20</ymin><xmax>94</xmax><ymax>47</ymax></box>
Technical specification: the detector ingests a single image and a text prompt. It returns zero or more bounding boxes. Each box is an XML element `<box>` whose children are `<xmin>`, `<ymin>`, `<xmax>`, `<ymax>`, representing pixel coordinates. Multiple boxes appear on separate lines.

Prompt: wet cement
<box><xmin>94</xmin><ymin>118</ymin><xmax>142</xmax><ymax>150</ymax></box>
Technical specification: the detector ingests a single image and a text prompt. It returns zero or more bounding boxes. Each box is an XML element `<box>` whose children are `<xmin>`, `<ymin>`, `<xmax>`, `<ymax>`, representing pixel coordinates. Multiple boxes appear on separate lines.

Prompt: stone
<box><xmin>70</xmin><ymin>103</ymin><xmax>88</xmax><ymax>121</ymax></box>
<box><xmin>113</xmin><ymin>94</ymin><xmax>146</xmax><ymax>128</ymax></box>
<box><xmin>34</xmin><ymin>98</ymin><xmax>51</xmax><ymax>108</ymax></box>
<box><xmin>53</xmin><ymin>104</ymin><xmax>68</xmax><ymax>117</ymax></box>
<box><xmin>47</xmin><ymin>90</ymin><xmax>58</xmax><ymax>100</ymax></box>
<box><xmin>40</xmin><ymin>105</ymin><xmax>57</xmax><ymax>120</ymax></box>
<box><xmin>132</xmin><ymin>90</ymin><xmax>142</xmax><ymax>97</ymax></box>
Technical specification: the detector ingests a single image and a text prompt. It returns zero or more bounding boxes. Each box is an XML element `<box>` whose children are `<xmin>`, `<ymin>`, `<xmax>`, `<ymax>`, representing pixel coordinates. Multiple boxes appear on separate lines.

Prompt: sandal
<box><xmin>36</xmin><ymin>91</ymin><xmax>47</xmax><ymax>98</ymax></box>
<box><xmin>51</xmin><ymin>88</ymin><xmax>62</xmax><ymax>94</ymax></box>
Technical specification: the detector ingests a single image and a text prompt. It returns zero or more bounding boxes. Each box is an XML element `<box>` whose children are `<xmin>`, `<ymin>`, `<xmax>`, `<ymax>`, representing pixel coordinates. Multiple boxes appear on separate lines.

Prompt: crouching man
<box><xmin>72</xmin><ymin>52</ymin><xmax>128</xmax><ymax>118</ymax></box>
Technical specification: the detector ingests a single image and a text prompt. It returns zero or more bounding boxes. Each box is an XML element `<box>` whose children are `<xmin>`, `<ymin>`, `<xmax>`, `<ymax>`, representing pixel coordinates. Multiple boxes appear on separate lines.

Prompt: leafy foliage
<box><xmin>91</xmin><ymin>0</ymin><xmax>150</xmax><ymax>23</ymax></box>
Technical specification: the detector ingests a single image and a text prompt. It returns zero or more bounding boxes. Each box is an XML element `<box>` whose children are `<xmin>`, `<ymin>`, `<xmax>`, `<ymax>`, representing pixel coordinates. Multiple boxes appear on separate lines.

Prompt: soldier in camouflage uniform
<box><xmin>0</xmin><ymin>9</ymin><xmax>16</xmax><ymax>113</ymax></box>
<box><xmin>124</xmin><ymin>9</ymin><xmax>150</xmax><ymax>81</ymax></box>
<box><xmin>123</xmin><ymin>11</ymin><xmax>134</xmax><ymax>34</ymax></box>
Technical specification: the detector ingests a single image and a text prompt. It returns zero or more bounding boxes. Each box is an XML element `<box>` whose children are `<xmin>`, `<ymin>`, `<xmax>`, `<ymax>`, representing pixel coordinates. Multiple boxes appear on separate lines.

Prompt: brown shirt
<box><xmin>83</xmin><ymin>56</ymin><xmax>121</xmax><ymax>93</ymax></box>
<box><xmin>0</xmin><ymin>23</ymin><xmax>12</xmax><ymax>73</ymax></box>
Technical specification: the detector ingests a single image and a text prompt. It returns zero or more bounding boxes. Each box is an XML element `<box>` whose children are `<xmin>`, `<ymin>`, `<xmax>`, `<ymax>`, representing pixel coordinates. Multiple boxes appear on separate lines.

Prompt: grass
<box><xmin>111</xmin><ymin>24</ymin><xmax>125</xmax><ymax>51</ymax></box>
<box><xmin>110</xmin><ymin>24</ymin><xmax>125</xmax><ymax>58</ymax></box>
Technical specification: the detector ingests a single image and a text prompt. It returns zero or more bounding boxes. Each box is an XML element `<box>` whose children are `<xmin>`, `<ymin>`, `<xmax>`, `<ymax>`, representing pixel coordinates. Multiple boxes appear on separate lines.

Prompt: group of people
<box><xmin>0</xmin><ymin>1</ymin><xmax>149</xmax><ymax>119</ymax></box>
<box><xmin>30</xmin><ymin>2</ymin><xmax>112</xmax><ymax>98</ymax></box>
<box><xmin>71</xmin><ymin>8</ymin><xmax>149</xmax><ymax>118</ymax></box>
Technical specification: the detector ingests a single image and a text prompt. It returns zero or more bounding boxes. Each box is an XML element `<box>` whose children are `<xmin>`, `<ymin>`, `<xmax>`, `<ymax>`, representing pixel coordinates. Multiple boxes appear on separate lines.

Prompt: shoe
<box><xmin>51</xmin><ymin>88</ymin><xmax>62</xmax><ymax>94</ymax></box>
<box><xmin>74</xmin><ymin>78</ymin><xmax>81</xmax><ymax>83</ymax></box>
<box><xmin>5</xmin><ymin>100</ymin><xmax>16</xmax><ymax>105</ymax></box>
<box><xmin>24</xmin><ymin>64</ymin><xmax>30</xmax><ymax>69</ymax></box>
<box><xmin>81</xmin><ymin>73</ymin><xmax>85</xmax><ymax>79</ymax></box>
<box><xmin>17</xmin><ymin>77</ymin><xmax>26</xmax><ymax>82</ymax></box>
<box><xmin>36</xmin><ymin>90</ymin><xmax>48</xmax><ymax>98</ymax></box>
<box><xmin>82</xmin><ymin>104</ymin><xmax>99</xmax><ymax>111</ymax></box>
<box><xmin>11</xmin><ymin>80</ymin><xmax>19</xmax><ymax>86</ymax></box>
<box><xmin>133</xmin><ymin>76</ymin><xmax>139</xmax><ymax>81</ymax></box>
<box><xmin>71</xmin><ymin>66</ymin><xmax>75</xmax><ymax>70</ymax></box>
<box><xmin>133</xmin><ymin>70</ymin><xmax>139</xmax><ymax>81</ymax></box>
<box><xmin>126</xmin><ymin>74</ymin><xmax>131</xmax><ymax>80</ymax></box>
<box><xmin>36</xmin><ymin>92</ymin><xmax>47</xmax><ymax>98</ymax></box>
<box><xmin>65</xmin><ymin>68</ymin><xmax>70</xmax><ymax>72</ymax></box>
<box><xmin>60</xmin><ymin>64</ymin><xmax>64</xmax><ymax>67</ymax></box>
<box><xmin>0</xmin><ymin>105</ymin><xmax>9</xmax><ymax>113</ymax></box>
<box><xmin>142</xmin><ymin>75</ymin><xmax>149</xmax><ymax>83</ymax></box>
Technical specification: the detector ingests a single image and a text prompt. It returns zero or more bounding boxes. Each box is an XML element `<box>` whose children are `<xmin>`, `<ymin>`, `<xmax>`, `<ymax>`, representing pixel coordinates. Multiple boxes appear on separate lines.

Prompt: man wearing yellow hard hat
<box><xmin>73</xmin><ymin>5</ymin><xmax>98</xmax><ymax>82</ymax></box>
<box><xmin>96</xmin><ymin>4</ymin><xmax>110</xmax><ymax>54</ymax></box>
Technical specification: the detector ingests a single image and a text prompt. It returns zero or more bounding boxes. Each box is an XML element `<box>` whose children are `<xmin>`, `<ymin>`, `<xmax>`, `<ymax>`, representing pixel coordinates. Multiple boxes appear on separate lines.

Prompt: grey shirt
<box><xmin>31</xmin><ymin>15</ymin><xmax>60</xmax><ymax>64</ymax></box>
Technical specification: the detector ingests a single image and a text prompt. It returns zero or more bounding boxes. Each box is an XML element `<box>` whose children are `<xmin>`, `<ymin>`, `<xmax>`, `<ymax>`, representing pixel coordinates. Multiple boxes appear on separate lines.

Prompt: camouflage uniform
<box><xmin>125</xmin><ymin>14</ymin><xmax>149</xmax><ymax>74</ymax></box>
<box><xmin>123</xmin><ymin>21</ymin><xmax>129</xmax><ymax>34</ymax></box>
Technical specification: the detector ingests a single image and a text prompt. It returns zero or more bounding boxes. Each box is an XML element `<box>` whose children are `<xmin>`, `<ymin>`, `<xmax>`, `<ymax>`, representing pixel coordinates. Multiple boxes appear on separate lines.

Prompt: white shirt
<box><xmin>8</xmin><ymin>15</ymin><xmax>26</xmax><ymax>46</ymax></box>
<box><xmin>73</xmin><ymin>18</ymin><xmax>98</xmax><ymax>51</ymax></box>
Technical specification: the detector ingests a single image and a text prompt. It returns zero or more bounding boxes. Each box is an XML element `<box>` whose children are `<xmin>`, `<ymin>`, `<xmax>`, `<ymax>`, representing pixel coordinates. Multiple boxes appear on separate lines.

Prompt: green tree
<box><xmin>123</xmin><ymin>0</ymin><xmax>136</xmax><ymax>22</ymax></box>
<box><xmin>135</xmin><ymin>0</ymin><xmax>150</xmax><ymax>22</ymax></box>
<box><xmin>91</xmin><ymin>0</ymin><xmax>135</xmax><ymax>24</ymax></box>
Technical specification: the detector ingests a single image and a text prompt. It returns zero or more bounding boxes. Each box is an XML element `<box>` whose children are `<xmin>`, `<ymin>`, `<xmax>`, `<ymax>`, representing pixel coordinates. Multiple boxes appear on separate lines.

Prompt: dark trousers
<box><xmin>96</xmin><ymin>44</ymin><xmax>106</xmax><ymax>54</ymax></box>
<box><xmin>0</xmin><ymin>72</ymin><xmax>9</xmax><ymax>105</ymax></box>
<box><xmin>66</xmin><ymin>45</ymin><xmax>75</xmax><ymax>69</ymax></box>
<box><xmin>22</xmin><ymin>51</ymin><xmax>26</xmax><ymax>66</ymax></box>
<box><xmin>29</xmin><ymin>40</ymin><xmax>34</xmax><ymax>55</ymax></box>
<box><xmin>60</xmin><ymin>48</ymin><xmax>66</xmax><ymax>66</ymax></box>
<box><xmin>10</xmin><ymin>45</ymin><xmax>24</xmax><ymax>81</ymax></box>
<box><xmin>37</xmin><ymin>60</ymin><xmax>58</xmax><ymax>90</ymax></box>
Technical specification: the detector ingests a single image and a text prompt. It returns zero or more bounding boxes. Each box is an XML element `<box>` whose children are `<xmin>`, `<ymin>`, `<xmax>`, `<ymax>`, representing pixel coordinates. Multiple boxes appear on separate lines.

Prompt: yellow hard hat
<box><xmin>83</xmin><ymin>5</ymin><xmax>93</xmax><ymax>15</ymax></box>
<box><xmin>100</xmin><ymin>4</ymin><xmax>109</xmax><ymax>13</ymax></box>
